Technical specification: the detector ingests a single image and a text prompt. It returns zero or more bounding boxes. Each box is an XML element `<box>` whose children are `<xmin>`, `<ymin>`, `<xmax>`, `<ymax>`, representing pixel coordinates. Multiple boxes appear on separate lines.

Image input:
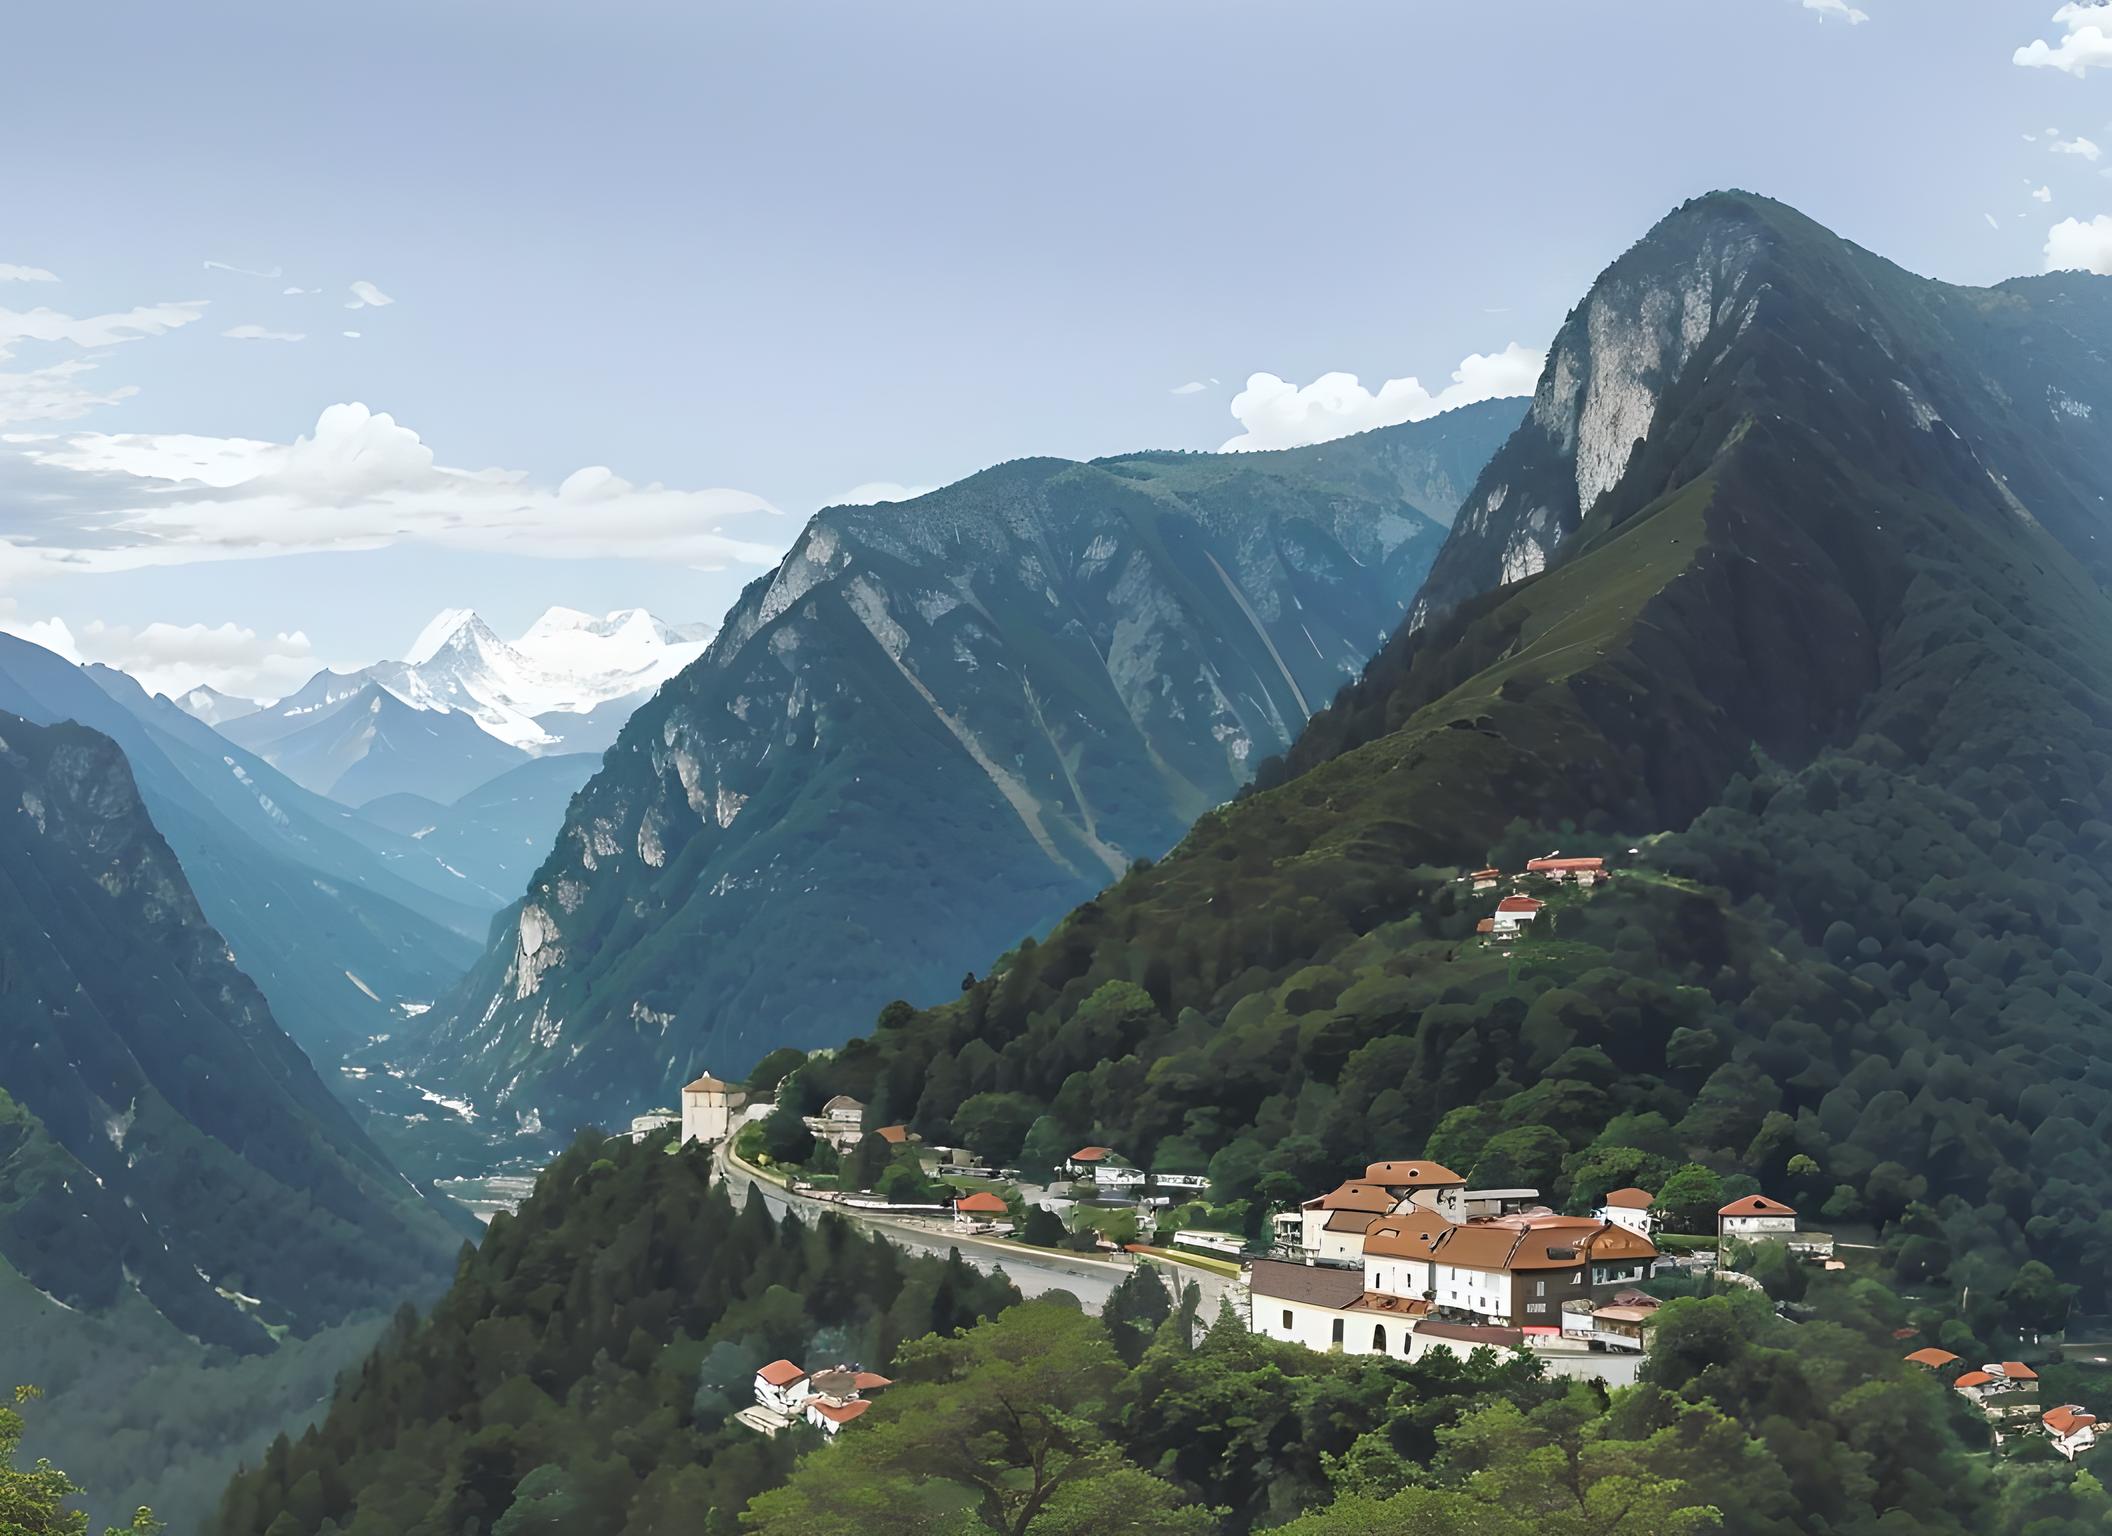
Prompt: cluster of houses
<box><xmin>627</xmin><ymin>1071</ymin><xmax>773</xmax><ymax>1146</ymax></box>
<box><xmin>1906</xmin><ymin>1348</ymin><xmax>2098</xmax><ymax>1458</ymax></box>
<box><xmin>1252</xmin><ymin>1160</ymin><xmax>1668</xmax><ymax>1385</ymax></box>
<box><xmin>1064</xmin><ymin>1145</ymin><xmax>1210</xmax><ymax>1195</ymax></box>
<box><xmin>740</xmin><ymin>1357</ymin><xmax>893</xmax><ymax>1438</ymax></box>
<box><xmin>1466</xmin><ymin>855</ymin><xmax>1607</xmax><ymax>943</ymax></box>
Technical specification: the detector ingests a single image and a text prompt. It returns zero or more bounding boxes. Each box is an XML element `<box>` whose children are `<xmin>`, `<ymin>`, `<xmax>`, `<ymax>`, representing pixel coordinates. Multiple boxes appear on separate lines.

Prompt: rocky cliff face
<box><xmin>1412</xmin><ymin>192</ymin><xmax>2112</xmax><ymax>627</ymax></box>
<box><xmin>0</xmin><ymin>714</ymin><xmax>460</xmax><ymax>1349</ymax></box>
<box><xmin>416</xmin><ymin>404</ymin><xmax>1520</xmax><ymax>1122</ymax></box>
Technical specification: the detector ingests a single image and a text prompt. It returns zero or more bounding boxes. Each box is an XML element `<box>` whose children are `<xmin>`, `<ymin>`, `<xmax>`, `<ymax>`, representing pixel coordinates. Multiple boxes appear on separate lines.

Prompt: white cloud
<box><xmin>0</xmin><ymin>613</ymin><xmax>321</xmax><ymax>699</ymax></box>
<box><xmin>0</xmin><ymin>402</ymin><xmax>788</xmax><ymax>583</ymax></box>
<box><xmin>1220</xmin><ymin>343</ymin><xmax>1544</xmax><ymax>453</ymax></box>
<box><xmin>222</xmin><ymin>324</ymin><xmax>305</xmax><ymax>343</ymax></box>
<box><xmin>1170</xmin><ymin>378</ymin><xmax>1219</xmax><ymax>395</ymax></box>
<box><xmin>1987</xmin><ymin>212</ymin><xmax>2003</xmax><ymax>229</ymax></box>
<box><xmin>0</xmin><ymin>294</ymin><xmax>208</xmax><ymax>426</ymax></box>
<box><xmin>2034</xmin><ymin>185</ymin><xmax>2056</xmax><ymax>203</ymax></box>
<box><xmin>283</xmin><ymin>286</ymin><xmax>319</xmax><ymax>296</ymax></box>
<box><xmin>1800</xmin><ymin>0</ymin><xmax>1870</xmax><ymax>23</ymax></box>
<box><xmin>345</xmin><ymin>280</ymin><xmax>393</xmax><ymax>310</ymax></box>
<box><xmin>203</xmin><ymin>260</ymin><xmax>283</xmax><ymax>279</ymax></box>
<box><xmin>2045</xmin><ymin>213</ymin><xmax>2112</xmax><ymax>271</ymax></box>
<box><xmin>0</xmin><ymin>265</ymin><xmax>58</xmax><ymax>284</ymax></box>
<box><xmin>342</xmin><ymin>330</ymin><xmax>361</xmax><ymax>339</ymax></box>
<box><xmin>2017</xmin><ymin>4</ymin><xmax>2112</xmax><ymax>75</ymax></box>
<box><xmin>2055</xmin><ymin>134</ymin><xmax>2104</xmax><ymax>161</ymax></box>
<box><xmin>834</xmin><ymin>480</ymin><xmax>937</xmax><ymax>506</ymax></box>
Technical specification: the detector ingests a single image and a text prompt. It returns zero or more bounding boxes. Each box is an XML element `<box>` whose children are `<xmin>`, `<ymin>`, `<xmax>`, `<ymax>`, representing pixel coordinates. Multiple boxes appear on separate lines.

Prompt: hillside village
<box><xmin>622</xmin><ymin>852</ymin><xmax>2102</xmax><ymax>1458</ymax></box>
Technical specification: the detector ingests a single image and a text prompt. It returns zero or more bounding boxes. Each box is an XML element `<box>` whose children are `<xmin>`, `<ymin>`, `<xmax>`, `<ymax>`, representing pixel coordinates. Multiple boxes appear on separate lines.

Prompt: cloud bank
<box><xmin>1219</xmin><ymin>343</ymin><xmax>1544</xmax><ymax>452</ymax></box>
<box><xmin>0</xmin><ymin>402</ymin><xmax>788</xmax><ymax>584</ymax></box>
<box><xmin>2016</xmin><ymin>3</ymin><xmax>2112</xmax><ymax>75</ymax></box>
<box><xmin>2046</xmin><ymin>213</ymin><xmax>2112</xmax><ymax>272</ymax></box>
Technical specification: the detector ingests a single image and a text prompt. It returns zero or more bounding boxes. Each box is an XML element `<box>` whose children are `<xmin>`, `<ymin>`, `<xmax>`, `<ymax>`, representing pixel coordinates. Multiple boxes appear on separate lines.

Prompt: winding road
<box><xmin>710</xmin><ymin>1139</ymin><xmax>1240</xmax><ymax>1320</ymax></box>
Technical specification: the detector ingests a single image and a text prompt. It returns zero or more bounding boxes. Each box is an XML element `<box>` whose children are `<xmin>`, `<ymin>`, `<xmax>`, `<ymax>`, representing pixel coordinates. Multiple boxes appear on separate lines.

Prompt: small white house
<box><xmin>1526</xmin><ymin>856</ymin><xmax>1606</xmax><ymax>886</ymax></box>
<box><xmin>1154</xmin><ymin>1172</ymin><xmax>1211</xmax><ymax>1192</ymax></box>
<box><xmin>628</xmin><ymin>1109</ymin><xmax>679</xmax><ymax>1142</ymax></box>
<box><xmin>1094</xmin><ymin>1165</ymin><xmax>1148</xmax><ymax>1191</ymax></box>
<box><xmin>754</xmin><ymin>1359</ymin><xmax>808</xmax><ymax>1416</ymax></box>
<box><xmin>2045</xmin><ymin>1405</ymin><xmax>2101</xmax><ymax>1459</ymax></box>
<box><xmin>1490</xmin><ymin>895</ymin><xmax>1543</xmax><ymax>933</ymax></box>
<box><xmin>803</xmin><ymin>1094</ymin><xmax>868</xmax><ymax>1153</ymax></box>
<box><xmin>1718</xmin><ymin>1194</ymin><xmax>1797</xmax><ymax>1241</ymax></box>
<box><xmin>1065</xmin><ymin>1146</ymin><xmax>1116</xmax><ymax>1178</ymax></box>
<box><xmin>1596</xmin><ymin>1187</ymin><xmax>1656</xmax><ymax>1239</ymax></box>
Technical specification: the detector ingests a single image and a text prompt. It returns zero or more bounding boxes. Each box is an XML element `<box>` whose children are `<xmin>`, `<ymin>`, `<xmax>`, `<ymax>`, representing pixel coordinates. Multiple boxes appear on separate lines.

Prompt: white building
<box><xmin>1526</xmin><ymin>856</ymin><xmax>1606</xmax><ymax>886</ymax></box>
<box><xmin>1595</xmin><ymin>1187</ymin><xmax>1656</xmax><ymax>1238</ymax></box>
<box><xmin>804</xmin><ymin>1094</ymin><xmax>868</xmax><ymax>1153</ymax></box>
<box><xmin>628</xmin><ymin>1109</ymin><xmax>679</xmax><ymax>1142</ymax></box>
<box><xmin>1361</xmin><ymin>1160</ymin><xmax>1469</xmax><ymax>1223</ymax></box>
<box><xmin>754</xmin><ymin>1359</ymin><xmax>808</xmax><ymax>1417</ymax></box>
<box><xmin>681</xmin><ymin>1072</ymin><xmax>747</xmax><ymax>1145</ymax></box>
<box><xmin>2045</xmin><ymin>1405</ymin><xmax>2101</xmax><ymax>1459</ymax></box>
<box><xmin>1490</xmin><ymin>896</ymin><xmax>1543</xmax><ymax>933</ymax></box>
<box><xmin>1717</xmin><ymin>1194</ymin><xmax>1797</xmax><ymax>1242</ymax></box>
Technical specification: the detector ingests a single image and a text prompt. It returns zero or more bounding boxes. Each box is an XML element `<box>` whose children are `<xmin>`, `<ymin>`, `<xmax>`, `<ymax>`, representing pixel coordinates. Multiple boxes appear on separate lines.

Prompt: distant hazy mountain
<box><xmin>170</xmin><ymin>682</ymin><xmax>262</xmax><ymax>727</ymax></box>
<box><xmin>416</xmin><ymin>401</ymin><xmax>1520</xmax><ymax>1124</ymax></box>
<box><xmin>0</xmin><ymin>637</ymin><xmax>484</xmax><ymax>1060</ymax></box>
<box><xmin>221</xmin><ymin>607</ymin><xmax>708</xmax><ymax>808</ymax></box>
<box><xmin>355</xmin><ymin>751</ymin><xmax>603</xmax><ymax>904</ymax></box>
<box><xmin>0</xmin><ymin>710</ymin><xmax>461</xmax><ymax>1345</ymax></box>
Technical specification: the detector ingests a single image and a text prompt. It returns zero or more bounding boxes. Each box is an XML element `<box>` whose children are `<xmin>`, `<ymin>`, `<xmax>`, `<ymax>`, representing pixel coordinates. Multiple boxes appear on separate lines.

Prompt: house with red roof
<box><xmin>747</xmin><ymin>1357</ymin><xmax>892</xmax><ymax>1437</ymax></box>
<box><xmin>1491</xmin><ymin>895</ymin><xmax>1543</xmax><ymax>934</ymax></box>
<box><xmin>1468</xmin><ymin>867</ymin><xmax>1503</xmax><ymax>892</ymax></box>
<box><xmin>1595</xmin><ymin>1187</ymin><xmax>1657</xmax><ymax>1239</ymax></box>
<box><xmin>2044</xmin><ymin>1405</ymin><xmax>2101</xmax><ymax>1459</ymax></box>
<box><xmin>953</xmin><ymin>1190</ymin><xmax>1010</xmax><ymax>1227</ymax></box>
<box><xmin>1903</xmin><ymin>1347</ymin><xmax>1960</xmax><ymax>1372</ymax></box>
<box><xmin>806</xmin><ymin>1396</ymin><xmax>872</xmax><ymax>1434</ymax></box>
<box><xmin>1718</xmin><ymin>1194</ymin><xmax>1797</xmax><ymax>1242</ymax></box>
<box><xmin>1527</xmin><ymin>855</ymin><xmax>1607</xmax><ymax>886</ymax></box>
<box><xmin>1064</xmin><ymin>1146</ymin><xmax>1115</xmax><ymax>1178</ymax></box>
<box><xmin>753</xmin><ymin>1358</ymin><xmax>808</xmax><ymax>1417</ymax></box>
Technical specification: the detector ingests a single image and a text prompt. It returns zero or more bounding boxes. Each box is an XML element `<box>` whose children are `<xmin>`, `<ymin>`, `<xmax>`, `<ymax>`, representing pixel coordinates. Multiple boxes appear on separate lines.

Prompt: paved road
<box><xmin>712</xmin><ymin>1141</ymin><xmax>1239</xmax><ymax>1320</ymax></box>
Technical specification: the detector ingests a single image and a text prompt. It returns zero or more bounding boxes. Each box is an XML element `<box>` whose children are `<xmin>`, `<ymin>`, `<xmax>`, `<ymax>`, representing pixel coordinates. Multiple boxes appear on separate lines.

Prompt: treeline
<box><xmin>209</xmin><ymin>1134</ymin><xmax>1016</xmax><ymax>1536</ymax></box>
<box><xmin>745</xmin><ymin>1268</ymin><xmax>2105</xmax><ymax>1535</ymax></box>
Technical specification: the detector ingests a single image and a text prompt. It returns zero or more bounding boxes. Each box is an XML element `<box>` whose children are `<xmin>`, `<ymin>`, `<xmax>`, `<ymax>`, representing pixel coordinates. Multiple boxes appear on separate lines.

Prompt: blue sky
<box><xmin>2</xmin><ymin>0</ymin><xmax>2107</xmax><ymax>696</ymax></box>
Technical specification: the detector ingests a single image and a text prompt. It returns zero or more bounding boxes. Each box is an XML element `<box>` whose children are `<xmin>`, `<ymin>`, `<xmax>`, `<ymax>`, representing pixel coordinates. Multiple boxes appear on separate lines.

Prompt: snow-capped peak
<box><xmin>405</xmin><ymin>607</ymin><xmax>486</xmax><ymax>666</ymax></box>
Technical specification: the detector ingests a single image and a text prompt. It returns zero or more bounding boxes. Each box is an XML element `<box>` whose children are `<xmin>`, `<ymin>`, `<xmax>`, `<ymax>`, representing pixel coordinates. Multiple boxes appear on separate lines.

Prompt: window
<box><xmin>1282</xmin><ymin>1310</ymin><xmax>1294</xmax><ymax>1331</ymax></box>
<box><xmin>1527</xmin><ymin>1302</ymin><xmax>1547</xmax><ymax>1314</ymax></box>
<box><xmin>1373</xmin><ymin>1325</ymin><xmax>1388</xmax><ymax>1352</ymax></box>
<box><xmin>1535</xmin><ymin>1280</ymin><xmax>1546</xmax><ymax>1297</ymax></box>
<box><xmin>1331</xmin><ymin>1318</ymin><xmax>1344</xmax><ymax>1346</ymax></box>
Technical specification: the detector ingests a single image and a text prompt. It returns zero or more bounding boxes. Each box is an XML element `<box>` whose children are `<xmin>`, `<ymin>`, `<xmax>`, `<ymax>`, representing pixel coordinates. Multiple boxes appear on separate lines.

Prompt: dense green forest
<box><xmin>208</xmin><ymin>1133</ymin><xmax>1018</xmax><ymax>1536</ymax></box>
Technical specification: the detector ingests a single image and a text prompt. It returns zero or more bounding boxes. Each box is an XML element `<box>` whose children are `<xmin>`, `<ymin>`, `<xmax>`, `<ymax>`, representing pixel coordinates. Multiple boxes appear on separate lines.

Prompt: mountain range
<box><xmin>407</xmin><ymin>402</ymin><xmax>1520</xmax><ymax>1125</ymax></box>
<box><xmin>211</xmin><ymin>606</ymin><xmax>709</xmax><ymax>808</ymax></box>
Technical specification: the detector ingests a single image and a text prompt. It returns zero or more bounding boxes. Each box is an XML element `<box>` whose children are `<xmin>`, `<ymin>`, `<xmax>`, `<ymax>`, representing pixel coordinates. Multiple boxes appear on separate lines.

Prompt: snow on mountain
<box><xmin>170</xmin><ymin>683</ymin><xmax>263</xmax><ymax>727</ymax></box>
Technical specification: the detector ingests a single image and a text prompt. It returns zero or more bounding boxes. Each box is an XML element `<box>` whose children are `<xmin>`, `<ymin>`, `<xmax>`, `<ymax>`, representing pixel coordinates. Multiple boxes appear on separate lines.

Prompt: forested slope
<box><xmin>781</xmin><ymin>192</ymin><xmax>2112</xmax><ymax>1326</ymax></box>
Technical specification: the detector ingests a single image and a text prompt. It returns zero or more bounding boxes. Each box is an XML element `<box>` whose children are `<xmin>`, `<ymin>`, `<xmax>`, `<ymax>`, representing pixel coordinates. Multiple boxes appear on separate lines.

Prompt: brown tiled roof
<box><xmin>1417</xmin><ymin>1321</ymin><xmax>1524</xmax><ymax>1347</ymax></box>
<box><xmin>1362</xmin><ymin>1207</ymin><xmax>1455</xmax><ymax>1258</ymax></box>
<box><xmin>1426</xmin><ymin>1223</ymin><xmax>1527</xmax><ymax>1271</ymax></box>
<box><xmin>1998</xmin><ymin>1361</ymin><xmax>2039</xmax><ymax>1381</ymax></box>
<box><xmin>1953</xmin><ymin>1371</ymin><xmax>1994</xmax><ymax>1389</ymax></box>
<box><xmin>1364</xmin><ymin>1161</ymin><xmax>1465</xmax><ymax>1187</ymax></box>
<box><xmin>1495</xmin><ymin>896</ymin><xmax>1543</xmax><ymax>914</ymax></box>
<box><xmin>1476</xmin><ymin>918</ymin><xmax>1496</xmax><ymax>934</ymax></box>
<box><xmin>953</xmin><ymin>1192</ymin><xmax>1008</xmax><ymax>1214</ymax></box>
<box><xmin>1602</xmin><ymin>1187</ymin><xmax>1655</xmax><ymax>1209</ymax></box>
<box><xmin>1308</xmin><ymin>1181</ymin><xmax>1399</xmax><ymax>1213</ymax></box>
<box><xmin>684</xmin><ymin>1073</ymin><xmax>734</xmax><ymax>1093</ymax></box>
<box><xmin>1469</xmin><ymin>867</ymin><xmax>1502</xmax><ymax>879</ymax></box>
<box><xmin>2045</xmin><ymin>1405</ymin><xmax>2097</xmax><ymax>1437</ymax></box>
<box><xmin>1349</xmin><ymin>1292</ymin><xmax>1431</xmax><ymax>1315</ymax></box>
<box><xmin>1247</xmin><ymin>1259</ymin><xmax>1366</xmax><ymax>1310</ymax></box>
<box><xmin>756</xmin><ymin>1359</ymin><xmax>806</xmax><ymax>1386</ymax></box>
<box><xmin>1069</xmin><ymin>1146</ymin><xmax>1111</xmax><ymax>1162</ymax></box>
<box><xmin>1719</xmin><ymin>1194</ymin><xmax>1795</xmax><ymax>1217</ymax></box>
<box><xmin>875</xmin><ymin>1124</ymin><xmax>911</xmax><ymax>1144</ymax></box>
<box><xmin>1904</xmin><ymin>1347</ymin><xmax>1959</xmax><ymax>1369</ymax></box>
<box><xmin>1528</xmin><ymin>857</ymin><xmax>1604</xmax><ymax>871</ymax></box>
<box><xmin>1324</xmin><ymin>1210</ymin><xmax>1383</xmax><ymax>1235</ymax></box>
<box><xmin>853</xmin><ymin>1371</ymin><xmax>893</xmax><ymax>1391</ymax></box>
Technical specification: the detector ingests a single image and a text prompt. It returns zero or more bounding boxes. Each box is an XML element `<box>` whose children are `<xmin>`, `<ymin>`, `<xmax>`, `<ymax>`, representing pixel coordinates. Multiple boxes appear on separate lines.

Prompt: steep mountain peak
<box><xmin>1410</xmin><ymin>188</ymin><xmax>2112</xmax><ymax>624</ymax></box>
<box><xmin>404</xmin><ymin>607</ymin><xmax>511</xmax><ymax>667</ymax></box>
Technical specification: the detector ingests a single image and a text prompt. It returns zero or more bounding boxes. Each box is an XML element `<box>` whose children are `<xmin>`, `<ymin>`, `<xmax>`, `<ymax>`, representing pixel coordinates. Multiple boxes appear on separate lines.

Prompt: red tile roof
<box><xmin>1475</xmin><ymin>918</ymin><xmax>1496</xmax><ymax>934</ymax></box>
<box><xmin>1718</xmin><ymin>1195</ymin><xmax>1796</xmax><ymax>1218</ymax></box>
<box><xmin>1601</xmin><ymin>1187</ymin><xmax>1655</xmax><ymax>1209</ymax></box>
<box><xmin>1998</xmin><ymin>1361</ymin><xmax>2039</xmax><ymax>1381</ymax></box>
<box><xmin>2045</xmin><ymin>1405</ymin><xmax>2098</xmax><ymax>1437</ymax></box>
<box><xmin>808</xmin><ymin>1398</ymin><xmax>872</xmax><ymax>1425</ymax></box>
<box><xmin>1069</xmin><ymin>1146</ymin><xmax>1111</xmax><ymax>1162</ymax></box>
<box><xmin>853</xmin><ymin>1371</ymin><xmax>893</xmax><ymax>1391</ymax></box>
<box><xmin>1469</xmin><ymin>867</ymin><xmax>1502</xmax><ymax>879</ymax></box>
<box><xmin>875</xmin><ymin>1124</ymin><xmax>911</xmax><ymax>1144</ymax></box>
<box><xmin>1364</xmin><ymin>1161</ymin><xmax>1465</xmax><ymax>1187</ymax></box>
<box><xmin>757</xmin><ymin>1359</ymin><xmax>806</xmax><ymax>1387</ymax></box>
<box><xmin>1904</xmin><ymin>1347</ymin><xmax>1959</xmax><ymax>1369</ymax></box>
<box><xmin>953</xmin><ymin>1191</ymin><xmax>1009</xmax><ymax>1214</ymax></box>
<box><xmin>1527</xmin><ymin>857</ymin><xmax>1604</xmax><ymax>871</ymax></box>
<box><xmin>1953</xmin><ymin>1371</ymin><xmax>1994</xmax><ymax>1389</ymax></box>
<box><xmin>1495</xmin><ymin>896</ymin><xmax>1543</xmax><ymax>914</ymax></box>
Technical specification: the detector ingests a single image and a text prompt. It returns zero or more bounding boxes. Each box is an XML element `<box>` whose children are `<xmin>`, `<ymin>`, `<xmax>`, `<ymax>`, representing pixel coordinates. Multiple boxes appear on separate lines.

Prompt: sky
<box><xmin>3</xmin><ymin>0</ymin><xmax>2111</xmax><ymax>698</ymax></box>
